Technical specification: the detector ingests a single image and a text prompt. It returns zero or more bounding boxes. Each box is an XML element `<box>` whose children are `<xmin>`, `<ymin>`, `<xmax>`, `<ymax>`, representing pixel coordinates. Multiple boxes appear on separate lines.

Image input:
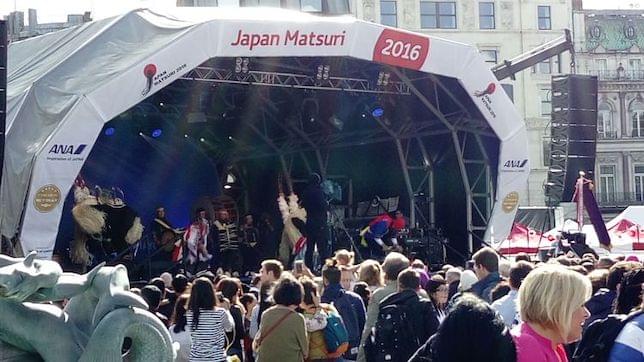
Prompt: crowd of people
<box><xmin>130</xmin><ymin>247</ymin><xmax>644</xmax><ymax>362</ymax></box>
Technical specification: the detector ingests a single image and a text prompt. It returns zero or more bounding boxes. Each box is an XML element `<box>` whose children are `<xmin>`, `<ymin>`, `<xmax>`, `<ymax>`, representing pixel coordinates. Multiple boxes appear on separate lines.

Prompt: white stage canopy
<box><xmin>1</xmin><ymin>8</ymin><xmax>529</xmax><ymax>258</ymax></box>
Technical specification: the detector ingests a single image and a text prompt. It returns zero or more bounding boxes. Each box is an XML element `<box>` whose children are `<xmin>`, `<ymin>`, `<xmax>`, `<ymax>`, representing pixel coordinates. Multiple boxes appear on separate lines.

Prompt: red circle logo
<box><xmin>144</xmin><ymin>64</ymin><xmax>157</xmax><ymax>78</ymax></box>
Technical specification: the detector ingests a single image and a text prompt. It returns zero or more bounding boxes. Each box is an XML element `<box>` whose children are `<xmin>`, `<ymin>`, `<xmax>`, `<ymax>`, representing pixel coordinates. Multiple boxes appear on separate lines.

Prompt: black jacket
<box><xmin>379</xmin><ymin>289</ymin><xmax>440</xmax><ymax>350</ymax></box>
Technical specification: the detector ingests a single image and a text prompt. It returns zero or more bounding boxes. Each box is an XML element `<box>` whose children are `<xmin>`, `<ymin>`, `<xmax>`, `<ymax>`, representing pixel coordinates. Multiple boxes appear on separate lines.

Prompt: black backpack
<box><xmin>572</xmin><ymin>310</ymin><xmax>643</xmax><ymax>362</ymax></box>
<box><xmin>365</xmin><ymin>302</ymin><xmax>419</xmax><ymax>362</ymax></box>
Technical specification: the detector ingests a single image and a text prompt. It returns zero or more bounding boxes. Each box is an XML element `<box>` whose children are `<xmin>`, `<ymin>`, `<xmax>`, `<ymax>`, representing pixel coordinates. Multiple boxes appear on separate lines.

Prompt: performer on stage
<box><xmin>183</xmin><ymin>208</ymin><xmax>212</xmax><ymax>272</ymax></box>
<box><xmin>214</xmin><ymin>209</ymin><xmax>242</xmax><ymax>274</ymax></box>
<box><xmin>152</xmin><ymin>206</ymin><xmax>183</xmax><ymax>262</ymax></box>
<box><xmin>301</xmin><ymin>173</ymin><xmax>330</xmax><ymax>271</ymax></box>
<box><xmin>240</xmin><ymin>213</ymin><xmax>261</xmax><ymax>273</ymax></box>
<box><xmin>360</xmin><ymin>210</ymin><xmax>406</xmax><ymax>259</ymax></box>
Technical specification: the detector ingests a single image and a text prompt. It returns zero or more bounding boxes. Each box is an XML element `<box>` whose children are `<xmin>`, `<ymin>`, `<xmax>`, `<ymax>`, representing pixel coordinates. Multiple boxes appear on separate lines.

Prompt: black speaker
<box><xmin>545</xmin><ymin>75</ymin><xmax>598</xmax><ymax>205</ymax></box>
<box><xmin>0</xmin><ymin>21</ymin><xmax>6</xmax><ymax>189</ymax></box>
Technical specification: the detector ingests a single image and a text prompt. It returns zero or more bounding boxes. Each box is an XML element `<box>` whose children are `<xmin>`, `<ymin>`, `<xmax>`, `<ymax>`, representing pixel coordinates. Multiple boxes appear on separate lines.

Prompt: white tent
<box><xmin>1</xmin><ymin>8</ymin><xmax>529</xmax><ymax>258</ymax></box>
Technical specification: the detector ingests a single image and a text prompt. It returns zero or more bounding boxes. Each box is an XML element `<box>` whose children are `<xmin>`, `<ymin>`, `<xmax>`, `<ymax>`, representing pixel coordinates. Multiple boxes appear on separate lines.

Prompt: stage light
<box><xmin>371</xmin><ymin>106</ymin><xmax>384</xmax><ymax>117</ymax></box>
<box><xmin>228</xmin><ymin>136</ymin><xmax>233</xmax><ymax>140</ymax></box>
<box><xmin>361</xmin><ymin>113</ymin><xmax>367</xmax><ymax>118</ymax></box>
<box><xmin>226</xmin><ymin>173</ymin><xmax>236</xmax><ymax>183</ymax></box>
<box><xmin>104</xmin><ymin>127</ymin><xmax>115</xmax><ymax>136</ymax></box>
<box><xmin>200</xmin><ymin>137</ymin><xmax>205</xmax><ymax>142</ymax></box>
<box><xmin>223</xmin><ymin>184</ymin><xmax>232</xmax><ymax>190</ymax></box>
<box><xmin>151</xmin><ymin>129</ymin><xmax>163</xmax><ymax>138</ymax></box>
<box><xmin>184</xmin><ymin>134</ymin><xmax>189</xmax><ymax>138</ymax></box>
<box><xmin>138</xmin><ymin>132</ymin><xmax>143</xmax><ymax>136</ymax></box>
<box><xmin>159</xmin><ymin>102</ymin><xmax>164</xmax><ymax>107</ymax></box>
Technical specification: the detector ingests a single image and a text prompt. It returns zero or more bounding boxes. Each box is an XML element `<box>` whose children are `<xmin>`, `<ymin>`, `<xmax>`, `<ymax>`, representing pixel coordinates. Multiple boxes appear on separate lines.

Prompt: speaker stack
<box><xmin>545</xmin><ymin>75</ymin><xmax>598</xmax><ymax>206</ymax></box>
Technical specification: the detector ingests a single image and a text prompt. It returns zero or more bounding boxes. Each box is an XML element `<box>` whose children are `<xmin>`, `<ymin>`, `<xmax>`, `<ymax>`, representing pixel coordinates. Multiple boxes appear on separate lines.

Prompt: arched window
<box><xmin>631</xmin><ymin>100</ymin><xmax>644</xmax><ymax>137</ymax></box>
<box><xmin>598</xmin><ymin>101</ymin><xmax>615</xmax><ymax>139</ymax></box>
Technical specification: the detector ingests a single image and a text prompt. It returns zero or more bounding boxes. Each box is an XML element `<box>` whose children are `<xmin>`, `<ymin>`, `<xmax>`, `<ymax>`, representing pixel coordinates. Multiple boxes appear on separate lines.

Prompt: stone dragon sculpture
<box><xmin>0</xmin><ymin>252</ymin><xmax>175</xmax><ymax>362</ymax></box>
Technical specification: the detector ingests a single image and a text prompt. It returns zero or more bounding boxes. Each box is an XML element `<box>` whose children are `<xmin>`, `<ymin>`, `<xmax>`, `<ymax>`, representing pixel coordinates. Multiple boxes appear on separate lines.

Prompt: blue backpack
<box><xmin>324</xmin><ymin>311</ymin><xmax>349</xmax><ymax>358</ymax></box>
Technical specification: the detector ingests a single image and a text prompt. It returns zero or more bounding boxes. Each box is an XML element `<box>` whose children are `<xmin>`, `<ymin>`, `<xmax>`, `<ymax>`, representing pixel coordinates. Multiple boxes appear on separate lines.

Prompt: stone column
<box><xmin>623</xmin><ymin>151</ymin><xmax>631</xmax><ymax>194</ymax></box>
<box><xmin>619</xmin><ymin>92</ymin><xmax>628</xmax><ymax>138</ymax></box>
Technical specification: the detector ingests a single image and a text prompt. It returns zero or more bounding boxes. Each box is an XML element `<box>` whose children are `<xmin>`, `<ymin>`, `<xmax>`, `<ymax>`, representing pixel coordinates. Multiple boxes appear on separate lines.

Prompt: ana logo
<box><xmin>48</xmin><ymin>144</ymin><xmax>87</xmax><ymax>155</ymax></box>
<box><xmin>474</xmin><ymin>82</ymin><xmax>496</xmax><ymax>97</ymax></box>
<box><xmin>503</xmin><ymin>159</ymin><xmax>528</xmax><ymax>168</ymax></box>
<box><xmin>141</xmin><ymin>63</ymin><xmax>157</xmax><ymax>96</ymax></box>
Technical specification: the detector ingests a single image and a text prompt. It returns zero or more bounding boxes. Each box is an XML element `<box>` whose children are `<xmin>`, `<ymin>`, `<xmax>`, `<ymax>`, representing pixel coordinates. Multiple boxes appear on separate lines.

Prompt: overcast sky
<box><xmin>0</xmin><ymin>0</ymin><xmax>643</xmax><ymax>24</ymax></box>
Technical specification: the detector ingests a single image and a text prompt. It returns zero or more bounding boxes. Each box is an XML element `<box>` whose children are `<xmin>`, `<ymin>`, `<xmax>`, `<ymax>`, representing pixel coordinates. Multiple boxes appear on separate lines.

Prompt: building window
<box><xmin>537</xmin><ymin>5</ymin><xmax>551</xmax><ymax>30</ymax></box>
<box><xmin>598</xmin><ymin>102</ymin><xmax>616</xmax><ymax>139</ymax></box>
<box><xmin>479</xmin><ymin>2</ymin><xmax>495</xmax><ymax>29</ymax></box>
<box><xmin>480</xmin><ymin>49</ymin><xmax>498</xmax><ymax>64</ymax></box>
<box><xmin>599</xmin><ymin>165</ymin><xmax>616</xmax><ymax>203</ymax></box>
<box><xmin>630</xmin><ymin>59</ymin><xmax>642</xmax><ymax>80</ymax></box>
<box><xmin>632</xmin><ymin>100</ymin><xmax>644</xmax><ymax>137</ymax></box>
<box><xmin>532</xmin><ymin>55</ymin><xmax>560</xmax><ymax>74</ymax></box>
<box><xmin>635</xmin><ymin>165</ymin><xmax>644</xmax><ymax>201</ymax></box>
<box><xmin>420</xmin><ymin>1</ymin><xmax>457</xmax><ymax>29</ymax></box>
<box><xmin>380</xmin><ymin>0</ymin><xmax>397</xmax><ymax>27</ymax></box>
<box><xmin>300</xmin><ymin>0</ymin><xmax>323</xmax><ymax>12</ymax></box>
<box><xmin>540</xmin><ymin>88</ymin><xmax>551</xmax><ymax>117</ymax></box>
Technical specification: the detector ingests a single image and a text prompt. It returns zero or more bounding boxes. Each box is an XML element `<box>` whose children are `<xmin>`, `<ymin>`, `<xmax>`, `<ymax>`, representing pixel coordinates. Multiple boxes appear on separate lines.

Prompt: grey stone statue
<box><xmin>0</xmin><ymin>252</ymin><xmax>175</xmax><ymax>362</ymax></box>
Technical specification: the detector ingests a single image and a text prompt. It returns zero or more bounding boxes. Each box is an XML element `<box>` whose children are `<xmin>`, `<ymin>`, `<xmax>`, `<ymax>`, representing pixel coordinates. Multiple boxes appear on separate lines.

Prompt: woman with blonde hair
<box><xmin>511</xmin><ymin>265</ymin><xmax>592</xmax><ymax>362</ymax></box>
<box><xmin>357</xmin><ymin>259</ymin><xmax>383</xmax><ymax>292</ymax></box>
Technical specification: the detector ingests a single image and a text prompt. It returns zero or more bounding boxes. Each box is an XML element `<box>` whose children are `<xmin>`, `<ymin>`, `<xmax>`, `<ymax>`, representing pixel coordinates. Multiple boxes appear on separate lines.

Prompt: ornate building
<box><xmin>573</xmin><ymin>8</ymin><xmax>644</xmax><ymax>213</ymax></box>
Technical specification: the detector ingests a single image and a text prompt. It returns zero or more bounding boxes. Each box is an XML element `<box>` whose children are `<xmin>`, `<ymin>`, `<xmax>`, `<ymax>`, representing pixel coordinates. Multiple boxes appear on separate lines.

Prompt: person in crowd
<box><xmin>357</xmin><ymin>252</ymin><xmax>410</xmax><ymax>362</ymax></box>
<box><xmin>240</xmin><ymin>293</ymin><xmax>258</xmax><ymax>362</ymax></box>
<box><xmin>499</xmin><ymin>259</ymin><xmax>512</xmax><ymax>279</ymax></box>
<box><xmin>253</xmin><ymin>276</ymin><xmax>308</xmax><ymax>362</ymax></box>
<box><xmin>353</xmin><ymin>281</ymin><xmax>371</xmax><ymax>308</ymax></box>
<box><xmin>585</xmin><ymin>261</ymin><xmax>640</xmax><ymax>328</ymax></box>
<box><xmin>340</xmin><ymin>265</ymin><xmax>357</xmax><ymax>291</ymax></box>
<box><xmin>470</xmin><ymin>247</ymin><xmax>503</xmax><ymax>303</ymax></box>
<box><xmin>511</xmin><ymin>264</ymin><xmax>592</xmax><ymax>362</ymax></box>
<box><xmin>258</xmin><ymin>213</ymin><xmax>279</xmax><ymax>260</ymax></box>
<box><xmin>597</xmin><ymin>257</ymin><xmax>616</xmax><ymax>269</ymax></box>
<box><xmin>447</xmin><ymin>269</ymin><xmax>478</xmax><ymax>309</ymax></box>
<box><xmin>140</xmin><ymin>285</ymin><xmax>169</xmax><ymax>326</ymax></box>
<box><xmin>425</xmin><ymin>275</ymin><xmax>449</xmax><ymax>323</ymax></box>
<box><xmin>321</xmin><ymin>259</ymin><xmax>366</xmax><ymax>361</ymax></box>
<box><xmin>367</xmin><ymin>268</ymin><xmax>439</xmax><ymax>362</ymax></box>
<box><xmin>609</xmin><ymin>277</ymin><xmax>644</xmax><ymax>361</ymax></box>
<box><xmin>240</xmin><ymin>213</ymin><xmax>261</xmax><ymax>273</ymax></box>
<box><xmin>409</xmin><ymin>294</ymin><xmax>516</xmax><ymax>362</ymax></box>
<box><xmin>491</xmin><ymin>281</ymin><xmax>511</xmax><ymax>302</ymax></box>
<box><xmin>299</xmin><ymin>276</ymin><xmax>340</xmax><ymax>361</ymax></box>
<box><xmin>187</xmin><ymin>277</ymin><xmax>234</xmax><ymax>362</ymax></box>
<box><xmin>360</xmin><ymin>210</ymin><xmax>406</xmax><ymax>259</ymax></box>
<box><xmin>411</xmin><ymin>259</ymin><xmax>430</xmax><ymax>289</ymax></box>
<box><xmin>249</xmin><ymin>260</ymin><xmax>284</xmax><ymax>340</ymax></box>
<box><xmin>515</xmin><ymin>253</ymin><xmax>531</xmax><ymax>263</ymax></box>
<box><xmin>445</xmin><ymin>267</ymin><xmax>461</xmax><ymax>300</ymax></box>
<box><xmin>149</xmin><ymin>277</ymin><xmax>172</xmax><ymax>319</ymax></box>
<box><xmin>334</xmin><ymin>249</ymin><xmax>355</xmax><ymax>267</ymax></box>
<box><xmin>492</xmin><ymin>261</ymin><xmax>533</xmax><ymax>328</ymax></box>
<box><xmin>217</xmin><ymin>277</ymin><xmax>246</xmax><ymax>361</ymax></box>
<box><xmin>587</xmin><ymin>269</ymin><xmax>608</xmax><ymax>294</ymax></box>
<box><xmin>301</xmin><ymin>173</ymin><xmax>330</xmax><ymax>271</ymax></box>
<box><xmin>214</xmin><ymin>209</ymin><xmax>242</xmax><ymax>275</ymax></box>
<box><xmin>170</xmin><ymin>294</ymin><xmax>191</xmax><ymax>362</ymax></box>
<box><xmin>357</xmin><ymin>259</ymin><xmax>384</xmax><ymax>292</ymax></box>
<box><xmin>614</xmin><ymin>267</ymin><xmax>644</xmax><ymax>314</ymax></box>
<box><xmin>184</xmin><ymin>208</ymin><xmax>212</xmax><ymax>273</ymax></box>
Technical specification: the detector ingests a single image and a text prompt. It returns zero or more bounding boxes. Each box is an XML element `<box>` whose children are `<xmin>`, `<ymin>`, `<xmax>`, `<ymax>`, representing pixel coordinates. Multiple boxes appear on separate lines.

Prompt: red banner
<box><xmin>372</xmin><ymin>29</ymin><xmax>429</xmax><ymax>70</ymax></box>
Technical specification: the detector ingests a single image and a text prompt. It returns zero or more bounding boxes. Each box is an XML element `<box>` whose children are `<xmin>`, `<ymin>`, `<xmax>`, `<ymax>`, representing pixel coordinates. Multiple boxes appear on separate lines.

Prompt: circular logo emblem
<box><xmin>502</xmin><ymin>192</ymin><xmax>519</xmax><ymax>213</ymax></box>
<box><xmin>34</xmin><ymin>184</ymin><xmax>61</xmax><ymax>213</ymax></box>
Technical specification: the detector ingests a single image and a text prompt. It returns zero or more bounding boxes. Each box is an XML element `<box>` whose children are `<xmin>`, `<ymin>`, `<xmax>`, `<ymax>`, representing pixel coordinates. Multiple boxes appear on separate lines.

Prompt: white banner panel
<box><xmin>20</xmin><ymin>97</ymin><xmax>104</xmax><ymax>258</ymax></box>
<box><xmin>457</xmin><ymin>49</ymin><xmax>530</xmax><ymax>245</ymax></box>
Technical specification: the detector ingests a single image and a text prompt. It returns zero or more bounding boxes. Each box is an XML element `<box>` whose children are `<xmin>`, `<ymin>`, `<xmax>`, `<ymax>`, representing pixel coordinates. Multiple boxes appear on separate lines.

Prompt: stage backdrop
<box><xmin>3</xmin><ymin>8</ymin><xmax>529</xmax><ymax>258</ymax></box>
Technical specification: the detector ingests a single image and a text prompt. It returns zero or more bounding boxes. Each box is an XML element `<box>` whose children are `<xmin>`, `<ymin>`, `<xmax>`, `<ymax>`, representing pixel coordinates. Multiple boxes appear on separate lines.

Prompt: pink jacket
<box><xmin>511</xmin><ymin>322</ymin><xmax>568</xmax><ymax>362</ymax></box>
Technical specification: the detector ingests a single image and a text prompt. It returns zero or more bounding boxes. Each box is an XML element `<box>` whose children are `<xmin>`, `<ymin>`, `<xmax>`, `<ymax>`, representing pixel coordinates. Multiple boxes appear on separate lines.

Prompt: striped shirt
<box><xmin>610</xmin><ymin>313</ymin><xmax>644</xmax><ymax>362</ymax></box>
<box><xmin>186</xmin><ymin>308</ymin><xmax>234</xmax><ymax>362</ymax></box>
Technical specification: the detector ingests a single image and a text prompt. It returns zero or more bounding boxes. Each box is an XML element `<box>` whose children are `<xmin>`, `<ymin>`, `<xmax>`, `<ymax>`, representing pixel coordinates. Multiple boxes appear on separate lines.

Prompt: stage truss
<box><xmin>148</xmin><ymin>58</ymin><xmax>496</xmax><ymax>254</ymax></box>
